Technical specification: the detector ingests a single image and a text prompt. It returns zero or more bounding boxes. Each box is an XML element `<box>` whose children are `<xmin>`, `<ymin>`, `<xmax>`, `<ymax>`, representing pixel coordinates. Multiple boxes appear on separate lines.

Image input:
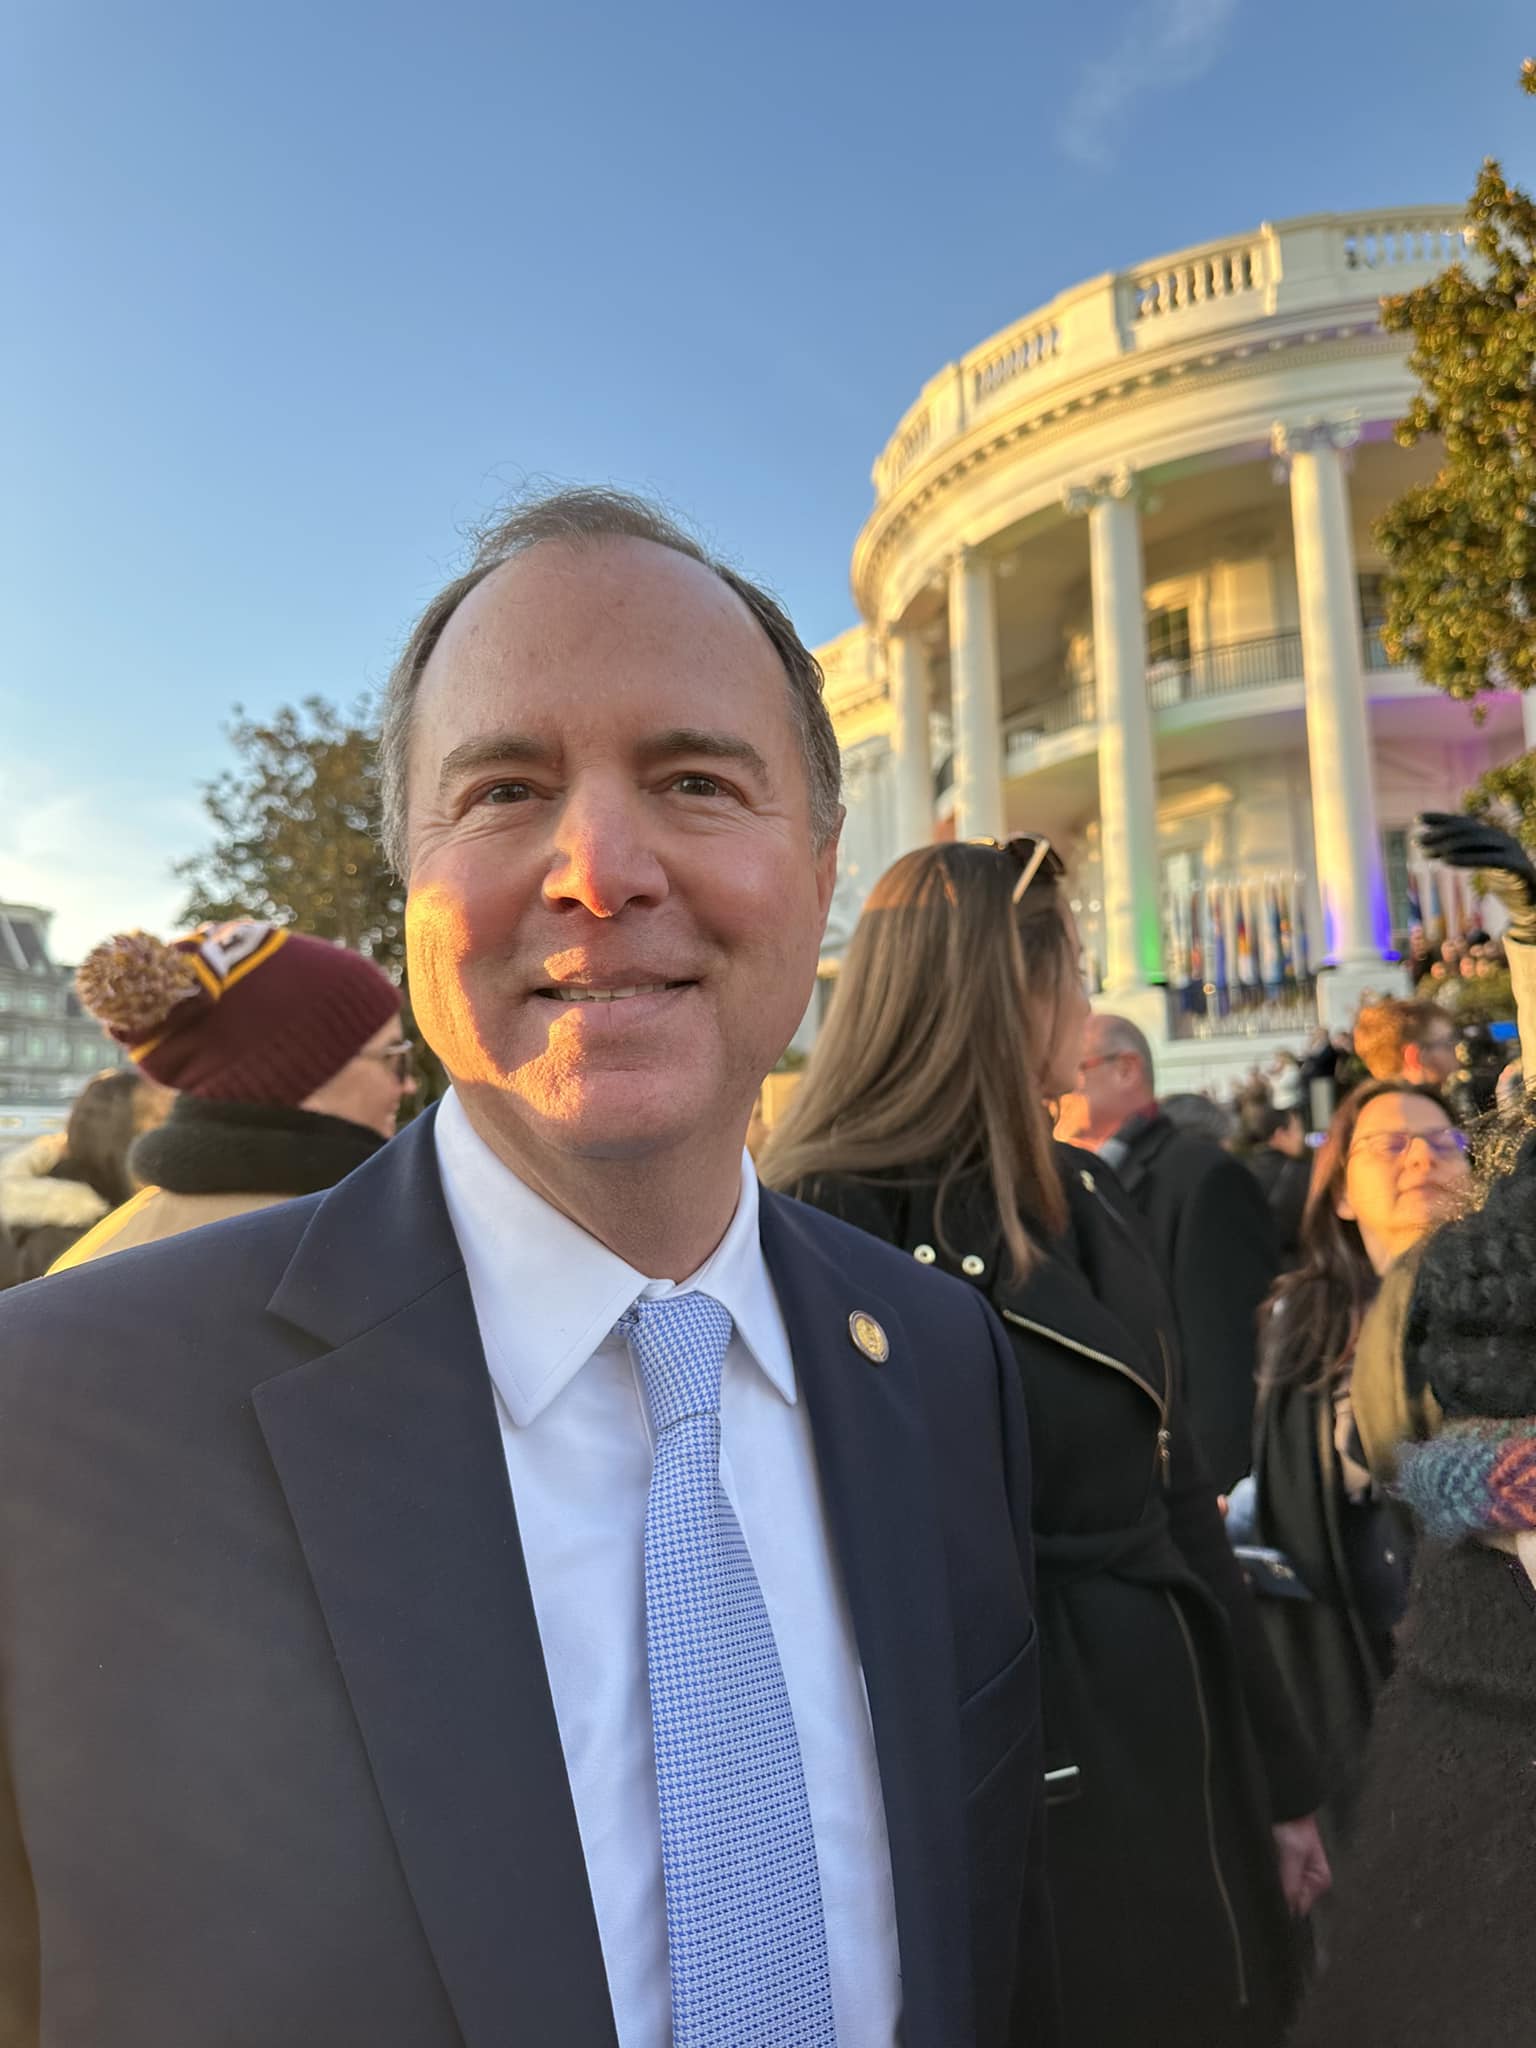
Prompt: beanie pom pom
<box><xmin>75</xmin><ymin>932</ymin><xmax>202</xmax><ymax>1035</ymax></box>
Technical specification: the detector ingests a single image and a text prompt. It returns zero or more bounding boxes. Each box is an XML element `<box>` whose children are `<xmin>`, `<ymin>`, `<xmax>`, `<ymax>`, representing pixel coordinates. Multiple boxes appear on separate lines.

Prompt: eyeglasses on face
<box><xmin>1350</xmin><ymin>1128</ymin><xmax>1469</xmax><ymax>1164</ymax></box>
<box><xmin>965</xmin><ymin>834</ymin><xmax>1064</xmax><ymax>905</ymax></box>
<box><xmin>359</xmin><ymin>1040</ymin><xmax>415</xmax><ymax>1083</ymax></box>
<box><xmin>1074</xmin><ymin>1053</ymin><xmax>1125</xmax><ymax>1082</ymax></box>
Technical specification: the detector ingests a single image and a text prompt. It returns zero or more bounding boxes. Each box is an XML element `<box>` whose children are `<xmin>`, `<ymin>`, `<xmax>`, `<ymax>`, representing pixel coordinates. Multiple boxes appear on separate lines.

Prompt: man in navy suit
<box><xmin>0</xmin><ymin>488</ymin><xmax>1048</xmax><ymax>2048</ymax></box>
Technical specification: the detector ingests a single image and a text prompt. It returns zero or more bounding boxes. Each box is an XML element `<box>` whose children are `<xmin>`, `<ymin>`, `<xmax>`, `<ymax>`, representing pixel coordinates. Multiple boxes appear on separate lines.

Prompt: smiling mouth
<box><xmin>535</xmin><ymin>981</ymin><xmax>694</xmax><ymax>1004</ymax></box>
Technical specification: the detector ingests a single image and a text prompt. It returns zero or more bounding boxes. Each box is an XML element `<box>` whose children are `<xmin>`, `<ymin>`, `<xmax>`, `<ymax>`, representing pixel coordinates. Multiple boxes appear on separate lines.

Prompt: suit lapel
<box><xmin>759</xmin><ymin>1190</ymin><xmax>972</xmax><ymax>2048</ymax></box>
<box><xmin>254</xmin><ymin>1112</ymin><xmax>617</xmax><ymax>2048</ymax></box>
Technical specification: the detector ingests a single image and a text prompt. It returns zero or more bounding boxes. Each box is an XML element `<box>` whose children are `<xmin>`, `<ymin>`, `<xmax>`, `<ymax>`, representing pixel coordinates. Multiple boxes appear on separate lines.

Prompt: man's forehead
<box><xmin>429</xmin><ymin>535</ymin><xmax>767</xmax><ymax>671</ymax></box>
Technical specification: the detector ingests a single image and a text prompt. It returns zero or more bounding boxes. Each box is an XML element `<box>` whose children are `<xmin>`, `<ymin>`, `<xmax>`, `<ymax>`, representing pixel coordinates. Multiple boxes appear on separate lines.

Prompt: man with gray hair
<box><xmin>1056</xmin><ymin>1010</ymin><xmax>1279</xmax><ymax>1491</ymax></box>
<box><xmin>0</xmin><ymin>488</ymin><xmax>1049</xmax><ymax>2048</ymax></box>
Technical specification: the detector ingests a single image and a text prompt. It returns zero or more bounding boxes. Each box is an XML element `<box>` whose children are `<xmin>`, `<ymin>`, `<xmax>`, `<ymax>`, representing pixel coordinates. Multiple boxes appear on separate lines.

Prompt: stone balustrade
<box><xmin>870</xmin><ymin>207</ymin><xmax>1468</xmax><ymax>503</ymax></box>
<box><xmin>1129</xmin><ymin>236</ymin><xmax>1267</xmax><ymax>322</ymax></box>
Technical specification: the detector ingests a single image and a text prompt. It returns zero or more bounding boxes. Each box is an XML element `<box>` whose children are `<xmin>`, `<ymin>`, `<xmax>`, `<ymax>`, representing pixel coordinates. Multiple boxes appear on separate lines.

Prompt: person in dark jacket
<box><xmin>0</xmin><ymin>1070</ymin><xmax>169</xmax><ymax>1283</ymax></box>
<box><xmin>1055</xmin><ymin>1012</ymin><xmax>1280</xmax><ymax>1490</ymax></box>
<box><xmin>761</xmin><ymin>838</ymin><xmax>1328</xmax><ymax>2048</ymax></box>
<box><xmin>1243</xmin><ymin>1106</ymin><xmax>1312</xmax><ymax>1266</ymax></box>
<box><xmin>1291</xmin><ymin>1126</ymin><xmax>1536</xmax><ymax>2047</ymax></box>
<box><xmin>1252</xmin><ymin>1079</ymin><xmax>1469</xmax><ymax>1850</ymax></box>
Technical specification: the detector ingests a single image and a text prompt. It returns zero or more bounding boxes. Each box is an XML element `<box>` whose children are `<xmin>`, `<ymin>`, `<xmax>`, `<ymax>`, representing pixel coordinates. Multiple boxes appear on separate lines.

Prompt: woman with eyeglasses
<box><xmin>761</xmin><ymin>839</ymin><xmax>1326</xmax><ymax>2048</ymax></box>
<box><xmin>46</xmin><ymin>921</ymin><xmax>416</xmax><ymax>1272</ymax></box>
<box><xmin>1252</xmin><ymin>1079</ymin><xmax>1471</xmax><ymax>1850</ymax></box>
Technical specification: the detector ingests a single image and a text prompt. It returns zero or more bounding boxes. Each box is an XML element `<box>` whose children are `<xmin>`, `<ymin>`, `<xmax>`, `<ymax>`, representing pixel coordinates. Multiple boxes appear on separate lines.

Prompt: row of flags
<box><xmin>1405</xmin><ymin>862</ymin><xmax>1480</xmax><ymax>945</ymax></box>
<box><xmin>1158</xmin><ymin>863</ymin><xmax>1487</xmax><ymax>1014</ymax></box>
<box><xmin>1163</xmin><ymin>880</ymin><xmax>1313</xmax><ymax>1015</ymax></box>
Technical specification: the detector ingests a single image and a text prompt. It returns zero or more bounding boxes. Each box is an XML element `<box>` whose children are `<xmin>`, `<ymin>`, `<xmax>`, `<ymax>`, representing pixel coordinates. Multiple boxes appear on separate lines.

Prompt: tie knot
<box><xmin>618</xmin><ymin>1291</ymin><xmax>734</xmax><ymax>1435</ymax></box>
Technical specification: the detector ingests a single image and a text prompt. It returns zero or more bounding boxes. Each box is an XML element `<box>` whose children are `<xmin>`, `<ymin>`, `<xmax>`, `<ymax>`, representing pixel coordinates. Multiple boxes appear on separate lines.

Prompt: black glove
<box><xmin>1418</xmin><ymin>812</ymin><xmax>1536</xmax><ymax>945</ymax></box>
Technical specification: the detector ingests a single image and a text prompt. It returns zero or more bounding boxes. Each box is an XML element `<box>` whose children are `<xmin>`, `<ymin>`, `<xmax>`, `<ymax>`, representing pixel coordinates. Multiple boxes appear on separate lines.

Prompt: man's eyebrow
<box><xmin>433</xmin><ymin>726</ymin><xmax>774</xmax><ymax>798</ymax></box>
<box><xmin>635</xmin><ymin>729</ymin><xmax>772</xmax><ymax>784</ymax></box>
<box><xmin>436</xmin><ymin>733</ymin><xmax>557</xmax><ymax>797</ymax></box>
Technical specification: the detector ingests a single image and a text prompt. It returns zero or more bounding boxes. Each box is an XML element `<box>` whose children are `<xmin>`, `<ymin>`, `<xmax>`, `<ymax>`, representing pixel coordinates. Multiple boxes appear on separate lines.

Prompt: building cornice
<box><xmin>854</xmin><ymin>325</ymin><xmax>1414</xmax><ymax>621</ymax></box>
<box><xmin>851</xmin><ymin>206</ymin><xmax>1465</xmax><ymax>623</ymax></box>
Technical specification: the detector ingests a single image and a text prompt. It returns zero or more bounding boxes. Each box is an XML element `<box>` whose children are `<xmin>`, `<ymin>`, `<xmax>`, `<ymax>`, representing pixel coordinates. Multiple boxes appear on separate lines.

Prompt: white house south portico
<box><xmin>814</xmin><ymin>209</ymin><xmax>1527</xmax><ymax>1078</ymax></box>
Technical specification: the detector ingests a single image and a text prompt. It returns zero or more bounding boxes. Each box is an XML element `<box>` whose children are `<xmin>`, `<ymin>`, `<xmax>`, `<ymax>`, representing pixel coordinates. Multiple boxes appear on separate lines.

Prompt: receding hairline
<box><xmin>377</xmin><ymin>484</ymin><xmax>844</xmax><ymax>877</ymax></box>
<box><xmin>1093</xmin><ymin>1012</ymin><xmax>1156</xmax><ymax>1084</ymax></box>
<box><xmin>420</xmin><ymin>529</ymin><xmax>781</xmax><ymax>674</ymax></box>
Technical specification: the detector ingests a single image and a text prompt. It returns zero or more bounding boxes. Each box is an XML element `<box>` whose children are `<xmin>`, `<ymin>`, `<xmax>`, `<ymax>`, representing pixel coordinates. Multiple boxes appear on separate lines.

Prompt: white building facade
<box><xmin>813</xmin><ymin>207</ymin><xmax>1531</xmax><ymax>1088</ymax></box>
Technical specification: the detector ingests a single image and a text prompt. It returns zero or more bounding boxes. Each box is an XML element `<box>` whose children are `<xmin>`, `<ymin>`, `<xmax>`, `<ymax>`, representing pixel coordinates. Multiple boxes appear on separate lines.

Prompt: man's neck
<box><xmin>454</xmin><ymin>1089</ymin><xmax>748</xmax><ymax>1281</ymax></box>
<box><xmin>1097</xmin><ymin>1100</ymin><xmax>1156</xmax><ymax>1151</ymax></box>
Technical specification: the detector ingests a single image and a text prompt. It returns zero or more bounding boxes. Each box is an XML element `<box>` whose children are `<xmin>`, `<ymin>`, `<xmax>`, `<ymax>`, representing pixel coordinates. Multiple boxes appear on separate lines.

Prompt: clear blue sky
<box><xmin>5</xmin><ymin>0</ymin><xmax>1531</xmax><ymax>958</ymax></box>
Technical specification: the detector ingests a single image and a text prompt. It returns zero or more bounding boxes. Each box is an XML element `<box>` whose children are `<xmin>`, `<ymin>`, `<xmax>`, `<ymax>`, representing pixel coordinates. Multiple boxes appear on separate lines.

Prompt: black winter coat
<box><xmin>1244</xmin><ymin>1149</ymin><xmax>1311</xmax><ymax>1268</ymax></box>
<box><xmin>1107</xmin><ymin>1114</ymin><xmax>1280</xmax><ymax>1491</ymax></box>
<box><xmin>1291</xmin><ymin>1543</ymin><xmax>1536</xmax><ymax>2046</ymax></box>
<box><xmin>792</xmin><ymin>1150</ymin><xmax>1318</xmax><ymax>2048</ymax></box>
<box><xmin>1251</xmin><ymin>1368</ymin><xmax>1404</xmax><ymax>1848</ymax></box>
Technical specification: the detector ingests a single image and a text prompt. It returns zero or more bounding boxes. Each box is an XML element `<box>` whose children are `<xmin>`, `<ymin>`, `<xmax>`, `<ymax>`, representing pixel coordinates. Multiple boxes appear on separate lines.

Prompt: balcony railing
<box><xmin>872</xmin><ymin>207</ymin><xmax>1469</xmax><ymax>501</ymax></box>
<box><xmin>1003</xmin><ymin>627</ymin><xmax>1406</xmax><ymax>761</ymax></box>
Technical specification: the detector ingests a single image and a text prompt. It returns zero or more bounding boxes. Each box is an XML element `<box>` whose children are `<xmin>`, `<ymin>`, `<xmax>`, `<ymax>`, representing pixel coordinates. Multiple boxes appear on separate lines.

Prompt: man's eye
<box><xmin>673</xmin><ymin>773</ymin><xmax>722</xmax><ymax>797</ymax></box>
<box><xmin>477</xmin><ymin>781</ymin><xmax>532</xmax><ymax>805</ymax></box>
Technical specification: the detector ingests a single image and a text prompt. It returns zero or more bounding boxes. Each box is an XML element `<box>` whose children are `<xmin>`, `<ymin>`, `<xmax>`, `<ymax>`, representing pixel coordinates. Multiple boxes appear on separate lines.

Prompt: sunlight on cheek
<box><xmin>405</xmin><ymin>883</ymin><xmax>506</xmax><ymax>1086</ymax></box>
<box><xmin>405</xmin><ymin>881</ymin><xmax>604</xmax><ymax>1112</ymax></box>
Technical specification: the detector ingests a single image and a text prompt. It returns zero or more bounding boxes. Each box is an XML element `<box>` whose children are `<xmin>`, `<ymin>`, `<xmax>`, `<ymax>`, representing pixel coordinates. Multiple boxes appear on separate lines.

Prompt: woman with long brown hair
<box><xmin>1253</xmin><ymin>1078</ymin><xmax>1470</xmax><ymax>1845</ymax></box>
<box><xmin>762</xmin><ymin>839</ymin><xmax>1325</xmax><ymax>2048</ymax></box>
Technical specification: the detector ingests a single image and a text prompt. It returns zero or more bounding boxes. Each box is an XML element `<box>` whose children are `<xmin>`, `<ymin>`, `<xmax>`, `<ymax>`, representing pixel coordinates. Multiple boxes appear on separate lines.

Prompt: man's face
<box><xmin>1052</xmin><ymin>1014</ymin><xmax>1150</xmax><ymax>1148</ymax></box>
<box><xmin>403</xmin><ymin>538</ymin><xmax>839</xmax><ymax>1165</ymax></box>
<box><xmin>1405</xmin><ymin>1025</ymin><xmax>1459</xmax><ymax>1089</ymax></box>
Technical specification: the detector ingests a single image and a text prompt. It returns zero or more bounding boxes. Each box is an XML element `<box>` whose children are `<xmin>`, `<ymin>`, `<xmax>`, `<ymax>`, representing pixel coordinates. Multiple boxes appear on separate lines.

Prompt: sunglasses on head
<box><xmin>966</xmin><ymin>834</ymin><xmax>1063</xmax><ymax>904</ymax></box>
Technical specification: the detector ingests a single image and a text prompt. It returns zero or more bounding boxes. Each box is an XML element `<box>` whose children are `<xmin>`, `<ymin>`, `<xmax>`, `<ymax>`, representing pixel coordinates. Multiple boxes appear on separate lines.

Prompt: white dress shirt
<box><xmin>433</xmin><ymin>1089</ymin><xmax>901</xmax><ymax>2048</ymax></box>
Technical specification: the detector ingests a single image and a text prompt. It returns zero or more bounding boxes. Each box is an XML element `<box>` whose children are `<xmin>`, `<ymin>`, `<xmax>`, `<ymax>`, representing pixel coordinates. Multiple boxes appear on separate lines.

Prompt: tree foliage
<box><xmin>1466</xmin><ymin>750</ymin><xmax>1536</xmax><ymax>858</ymax></box>
<box><xmin>177</xmin><ymin>697</ymin><xmax>445</xmax><ymax>1106</ymax></box>
<box><xmin>1376</xmin><ymin>62</ymin><xmax>1536</xmax><ymax>703</ymax></box>
<box><xmin>177</xmin><ymin>696</ymin><xmax>402</xmax><ymax>964</ymax></box>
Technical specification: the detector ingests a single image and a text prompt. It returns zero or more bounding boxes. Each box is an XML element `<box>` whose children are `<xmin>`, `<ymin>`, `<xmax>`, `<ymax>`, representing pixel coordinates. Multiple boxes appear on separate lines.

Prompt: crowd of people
<box><xmin>1</xmin><ymin>487</ymin><xmax>1534</xmax><ymax>2047</ymax></box>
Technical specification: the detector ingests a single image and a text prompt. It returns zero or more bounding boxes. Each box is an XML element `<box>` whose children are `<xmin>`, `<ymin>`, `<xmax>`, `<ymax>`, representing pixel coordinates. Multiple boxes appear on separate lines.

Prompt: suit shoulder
<box><xmin>0</xmin><ymin>1192</ymin><xmax>323</xmax><ymax>1359</ymax></box>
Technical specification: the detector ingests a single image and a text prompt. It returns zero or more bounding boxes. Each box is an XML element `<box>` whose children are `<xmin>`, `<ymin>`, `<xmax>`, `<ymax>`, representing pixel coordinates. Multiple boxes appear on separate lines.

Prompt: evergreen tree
<box><xmin>1376</xmin><ymin>63</ymin><xmax>1536</xmax><ymax>704</ymax></box>
<box><xmin>177</xmin><ymin>697</ymin><xmax>444</xmax><ymax>1105</ymax></box>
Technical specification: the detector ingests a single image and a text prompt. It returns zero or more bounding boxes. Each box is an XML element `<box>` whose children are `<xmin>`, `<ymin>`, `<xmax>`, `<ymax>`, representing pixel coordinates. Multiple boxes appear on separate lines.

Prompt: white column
<box><xmin>947</xmin><ymin>547</ymin><xmax>1005</xmax><ymax>840</ymax></box>
<box><xmin>1271</xmin><ymin>418</ymin><xmax>1391</xmax><ymax>974</ymax></box>
<box><xmin>1063</xmin><ymin>467</ymin><xmax>1162</xmax><ymax>996</ymax></box>
<box><xmin>1522</xmin><ymin>690</ymin><xmax>1536</xmax><ymax>751</ymax></box>
<box><xmin>886</xmin><ymin>626</ymin><xmax>933</xmax><ymax>851</ymax></box>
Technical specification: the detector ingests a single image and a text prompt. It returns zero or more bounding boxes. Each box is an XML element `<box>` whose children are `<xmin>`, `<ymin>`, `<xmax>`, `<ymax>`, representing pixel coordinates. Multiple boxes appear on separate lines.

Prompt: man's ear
<box><xmin>813</xmin><ymin>810</ymin><xmax>845</xmax><ymax>927</ymax></box>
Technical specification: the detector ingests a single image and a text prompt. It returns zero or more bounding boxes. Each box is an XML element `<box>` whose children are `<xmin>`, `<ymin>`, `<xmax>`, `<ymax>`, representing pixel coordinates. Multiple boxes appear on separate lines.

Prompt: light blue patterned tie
<box><xmin>618</xmin><ymin>1292</ymin><xmax>838</xmax><ymax>2048</ymax></box>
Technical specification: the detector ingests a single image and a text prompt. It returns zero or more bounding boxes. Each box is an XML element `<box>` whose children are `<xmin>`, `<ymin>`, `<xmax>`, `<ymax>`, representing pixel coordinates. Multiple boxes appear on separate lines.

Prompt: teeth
<box><xmin>549</xmin><ymin>983</ymin><xmax>674</xmax><ymax>1003</ymax></box>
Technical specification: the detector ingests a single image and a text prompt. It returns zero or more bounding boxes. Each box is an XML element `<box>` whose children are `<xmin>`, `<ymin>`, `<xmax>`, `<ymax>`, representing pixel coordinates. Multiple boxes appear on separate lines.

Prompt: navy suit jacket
<box><xmin>0</xmin><ymin>1111</ymin><xmax>1048</xmax><ymax>2048</ymax></box>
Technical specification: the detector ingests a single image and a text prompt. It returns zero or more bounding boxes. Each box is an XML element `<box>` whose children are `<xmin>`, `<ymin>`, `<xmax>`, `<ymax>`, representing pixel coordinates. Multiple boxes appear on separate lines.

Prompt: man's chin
<box><xmin>464</xmin><ymin>1070</ymin><xmax>722</xmax><ymax>1163</ymax></box>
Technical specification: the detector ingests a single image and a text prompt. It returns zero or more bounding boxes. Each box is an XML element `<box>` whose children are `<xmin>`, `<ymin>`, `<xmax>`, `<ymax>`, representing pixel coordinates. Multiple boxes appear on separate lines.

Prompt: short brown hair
<box><xmin>1353</xmin><ymin>998</ymin><xmax>1454</xmax><ymax>1080</ymax></box>
<box><xmin>378</xmin><ymin>485</ymin><xmax>842</xmax><ymax>876</ymax></box>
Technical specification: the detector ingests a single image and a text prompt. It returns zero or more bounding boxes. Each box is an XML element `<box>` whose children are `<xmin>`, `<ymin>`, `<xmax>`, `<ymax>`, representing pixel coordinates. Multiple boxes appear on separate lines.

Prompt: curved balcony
<box><xmin>1001</xmin><ymin>627</ymin><xmax>1405</xmax><ymax>770</ymax></box>
<box><xmin>872</xmin><ymin>209</ymin><xmax>1466</xmax><ymax>505</ymax></box>
<box><xmin>855</xmin><ymin>208</ymin><xmax>1466</xmax><ymax>627</ymax></box>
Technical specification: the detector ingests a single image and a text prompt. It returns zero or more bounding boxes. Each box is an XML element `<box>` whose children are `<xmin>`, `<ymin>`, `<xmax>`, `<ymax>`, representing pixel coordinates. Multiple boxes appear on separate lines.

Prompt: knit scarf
<box><xmin>1395</xmin><ymin>1419</ymin><xmax>1536</xmax><ymax>1543</ymax></box>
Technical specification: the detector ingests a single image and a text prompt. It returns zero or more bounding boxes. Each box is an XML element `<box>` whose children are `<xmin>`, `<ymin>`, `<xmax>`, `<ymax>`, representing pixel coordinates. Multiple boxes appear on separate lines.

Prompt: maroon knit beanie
<box><xmin>74</xmin><ymin>921</ymin><xmax>401</xmax><ymax>1105</ymax></box>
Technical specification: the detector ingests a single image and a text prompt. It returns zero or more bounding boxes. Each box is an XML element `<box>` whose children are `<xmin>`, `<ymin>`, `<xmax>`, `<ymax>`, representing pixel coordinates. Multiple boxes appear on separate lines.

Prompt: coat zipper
<box><xmin>1074</xmin><ymin>1167</ymin><xmax>1174</xmax><ymax>1484</ymax></box>
<box><xmin>1164</xmin><ymin>1589</ymin><xmax>1250</xmax><ymax>2011</ymax></box>
<box><xmin>1001</xmin><ymin>1307</ymin><xmax>1171</xmax><ymax>1489</ymax></box>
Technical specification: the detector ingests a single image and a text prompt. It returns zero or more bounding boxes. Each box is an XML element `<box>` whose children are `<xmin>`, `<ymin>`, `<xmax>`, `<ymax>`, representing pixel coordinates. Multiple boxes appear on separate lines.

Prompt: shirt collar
<box><xmin>433</xmin><ymin>1088</ymin><xmax>795</xmax><ymax>1427</ymax></box>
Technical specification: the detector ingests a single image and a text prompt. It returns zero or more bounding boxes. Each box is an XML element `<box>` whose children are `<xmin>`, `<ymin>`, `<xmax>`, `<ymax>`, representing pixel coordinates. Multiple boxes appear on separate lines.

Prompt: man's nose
<box><xmin>541</xmin><ymin>783</ymin><xmax>669</xmax><ymax>918</ymax></box>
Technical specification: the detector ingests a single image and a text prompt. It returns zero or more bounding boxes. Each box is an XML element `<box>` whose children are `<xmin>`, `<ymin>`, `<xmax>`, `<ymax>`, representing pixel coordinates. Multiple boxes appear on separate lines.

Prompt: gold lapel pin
<box><xmin>848</xmin><ymin>1311</ymin><xmax>890</xmax><ymax>1364</ymax></box>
